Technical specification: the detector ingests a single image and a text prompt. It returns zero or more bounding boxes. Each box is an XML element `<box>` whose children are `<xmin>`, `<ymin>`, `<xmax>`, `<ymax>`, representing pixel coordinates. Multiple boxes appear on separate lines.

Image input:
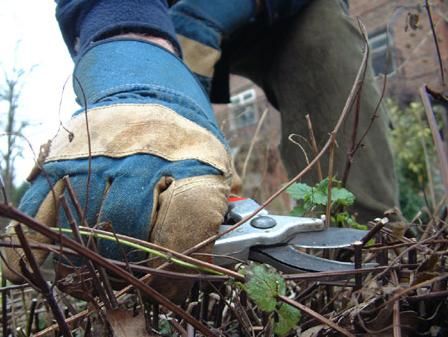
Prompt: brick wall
<box><xmin>351</xmin><ymin>0</ymin><xmax>448</xmax><ymax>103</ymax></box>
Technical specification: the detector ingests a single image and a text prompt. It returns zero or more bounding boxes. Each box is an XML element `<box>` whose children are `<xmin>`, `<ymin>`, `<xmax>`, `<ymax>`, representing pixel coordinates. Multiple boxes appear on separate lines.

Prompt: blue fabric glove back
<box><xmin>41</xmin><ymin>38</ymin><xmax>228</xmax><ymax>255</ymax></box>
<box><xmin>1</xmin><ymin>0</ymin><xmax>233</xmax><ymax>305</ymax></box>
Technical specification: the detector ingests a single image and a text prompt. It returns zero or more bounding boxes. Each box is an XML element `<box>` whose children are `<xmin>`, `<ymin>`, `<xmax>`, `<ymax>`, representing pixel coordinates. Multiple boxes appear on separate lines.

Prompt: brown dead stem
<box><xmin>0</xmin><ymin>204</ymin><xmax>219</xmax><ymax>337</ymax></box>
<box><xmin>305</xmin><ymin>114</ymin><xmax>323</xmax><ymax>181</ymax></box>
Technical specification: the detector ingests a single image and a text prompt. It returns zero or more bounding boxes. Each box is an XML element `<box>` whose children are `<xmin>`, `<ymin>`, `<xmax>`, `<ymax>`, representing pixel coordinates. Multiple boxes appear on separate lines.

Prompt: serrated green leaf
<box><xmin>309</xmin><ymin>189</ymin><xmax>328</xmax><ymax>206</ymax></box>
<box><xmin>303</xmin><ymin>200</ymin><xmax>316</xmax><ymax>212</ymax></box>
<box><xmin>308</xmin><ymin>178</ymin><xmax>330</xmax><ymax>206</ymax></box>
<box><xmin>334</xmin><ymin>211</ymin><xmax>349</xmax><ymax>224</ymax></box>
<box><xmin>290</xmin><ymin>204</ymin><xmax>306</xmax><ymax>216</ymax></box>
<box><xmin>315</xmin><ymin>177</ymin><xmax>330</xmax><ymax>192</ymax></box>
<box><xmin>315</xmin><ymin>177</ymin><xmax>342</xmax><ymax>192</ymax></box>
<box><xmin>159</xmin><ymin>320</ymin><xmax>173</xmax><ymax>336</ymax></box>
<box><xmin>287</xmin><ymin>183</ymin><xmax>312</xmax><ymax>201</ymax></box>
<box><xmin>239</xmin><ymin>264</ymin><xmax>286</xmax><ymax>312</ymax></box>
<box><xmin>274</xmin><ymin>303</ymin><xmax>301</xmax><ymax>337</ymax></box>
<box><xmin>331</xmin><ymin>188</ymin><xmax>355</xmax><ymax>206</ymax></box>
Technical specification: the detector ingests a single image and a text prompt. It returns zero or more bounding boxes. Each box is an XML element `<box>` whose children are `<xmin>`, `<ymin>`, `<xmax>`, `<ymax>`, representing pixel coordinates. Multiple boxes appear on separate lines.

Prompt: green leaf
<box><xmin>311</xmin><ymin>178</ymin><xmax>333</xmax><ymax>206</ymax></box>
<box><xmin>287</xmin><ymin>183</ymin><xmax>312</xmax><ymax>201</ymax></box>
<box><xmin>239</xmin><ymin>263</ymin><xmax>286</xmax><ymax>312</ymax></box>
<box><xmin>309</xmin><ymin>189</ymin><xmax>328</xmax><ymax>206</ymax></box>
<box><xmin>290</xmin><ymin>204</ymin><xmax>306</xmax><ymax>216</ymax></box>
<box><xmin>274</xmin><ymin>303</ymin><xmax>301</xmax><ymax>337</ymax></box>
<box><xmin>303</xmin><ymin>200</ymin><xmax>318</xmax><ymax>213</ymax></box>
<box><xmin>351</xmin><ymin>223</ymin><xmax>368</xmax><ymax>230</ymax></box>
<box><xmin>331</xmin><ymin>188</ymin><xmax>355</xmax><ymax>206</ymax></box>
<box><xmin>238</xmin><ymin>264</ymin><xmax>302</xmax><ymax>336</ymax></box>
<box><xmin>334</xmin><ymin>211</ymin><xmax>349</xmax><ymax>225</ymax></box>
<box><xmin>288</xmin><ymin>178</ymin><xmax>357</xmax><ymax>222</ymax></box>
<box><xmin>159</xmin><ymin>320</ymin><xmax>173</xmax><ymax>336</ymax></box>
<box><xmin>315</xmin><ymin>177</ymin><xmax>330</xmax><ymax>192</ymax></box>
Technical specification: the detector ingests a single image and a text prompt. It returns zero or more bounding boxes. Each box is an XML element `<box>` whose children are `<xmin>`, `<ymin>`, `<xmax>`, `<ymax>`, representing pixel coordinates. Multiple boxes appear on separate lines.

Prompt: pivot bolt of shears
<box><xmin>250</xmin><ymin>216</ymin><xmax>277</xmax><ymax>229</ymax></box>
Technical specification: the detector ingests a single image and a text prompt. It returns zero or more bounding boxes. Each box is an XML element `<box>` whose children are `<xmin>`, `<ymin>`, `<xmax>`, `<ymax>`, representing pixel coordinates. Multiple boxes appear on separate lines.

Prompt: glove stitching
<box><xmin>92</xmin><ymin>84</ymin><xmax>205</xmax><ymax>117</ymax></box>
<box><xmin>69</xmin><ymin>103</ymin><xmax>226</xmax><ymax>149</ymax></box>
<box><xmin>171</xmin><ymin>176</ymin><xmax>226</xmax><ymax>197</ymax></box>
<box><xmin>46</xmin><ymin>150</ymin><xmax>227</xmax><ymax>174</ymax></box>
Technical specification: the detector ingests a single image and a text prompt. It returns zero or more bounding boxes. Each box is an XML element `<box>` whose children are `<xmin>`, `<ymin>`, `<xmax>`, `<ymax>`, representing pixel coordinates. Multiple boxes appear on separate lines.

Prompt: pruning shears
<box><xmin>214</xmin><ymin>198</ymin><xmax>372</xmax><ymax>272</ymax></box>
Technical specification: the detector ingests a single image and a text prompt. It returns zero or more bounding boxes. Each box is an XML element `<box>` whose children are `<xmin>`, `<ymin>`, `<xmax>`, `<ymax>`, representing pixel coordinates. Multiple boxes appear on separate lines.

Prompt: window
<box><xmin>369</xmin><ymin>28</ymin><xmax>396</xmax><ymax>75</ymax></box>
<box><xmin>229</xmin><ymin>88</ymin><xmax>258</xmax><ymax>130</ymax></box>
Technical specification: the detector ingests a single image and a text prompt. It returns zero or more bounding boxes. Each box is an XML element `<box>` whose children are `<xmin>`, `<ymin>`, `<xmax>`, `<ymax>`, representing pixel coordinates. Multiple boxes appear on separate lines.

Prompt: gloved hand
<box><xmin>1</xmin><ymin>39</ymin><xmax>231</xmax><ymax>302</ymax></box>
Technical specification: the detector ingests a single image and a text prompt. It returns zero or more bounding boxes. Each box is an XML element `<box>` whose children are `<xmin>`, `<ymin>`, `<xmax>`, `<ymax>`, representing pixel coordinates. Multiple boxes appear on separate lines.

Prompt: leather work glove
<box><xmin>1</xmin><ymin>39</ymin><xmax>232</xmax><ymax>302</ymax></box>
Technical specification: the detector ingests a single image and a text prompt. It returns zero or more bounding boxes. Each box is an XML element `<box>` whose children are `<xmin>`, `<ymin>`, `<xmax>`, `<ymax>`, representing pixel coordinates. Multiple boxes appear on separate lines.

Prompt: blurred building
<box><xmin>214</xmin><ymin>76</ymin><xmax>291</xmax><ymax>213</ymax></box>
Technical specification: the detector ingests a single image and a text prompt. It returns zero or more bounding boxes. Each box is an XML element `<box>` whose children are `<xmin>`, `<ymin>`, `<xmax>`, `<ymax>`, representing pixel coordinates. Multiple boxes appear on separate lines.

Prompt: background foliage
<box><xmin>387</xmin><ymin>98</ymin><xmax>442</xmax><ymax>220</ymax></box>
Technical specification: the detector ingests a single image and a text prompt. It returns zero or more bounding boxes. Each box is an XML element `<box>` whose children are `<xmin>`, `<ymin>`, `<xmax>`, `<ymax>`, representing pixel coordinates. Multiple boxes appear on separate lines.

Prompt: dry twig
<box><xmin>424</xmin><ymin>0</ymin><xmax>445</xmax><ymax>86</ymax></box>
<box><xmin>0</xmin><ymin>204</ymin><xmax>219</xmax><ymax>337</ymax></box>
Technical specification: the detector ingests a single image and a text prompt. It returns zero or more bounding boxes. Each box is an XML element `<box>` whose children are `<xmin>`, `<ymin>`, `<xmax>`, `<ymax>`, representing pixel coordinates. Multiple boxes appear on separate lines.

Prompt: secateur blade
<box><xmin>288</xmin><ymin>227</ymin><xmax>368</xmax><ymax>249</ymax></box>
<box><xmin>250</xmin><ymin>245</ymin><xmax>376</xmax><ymax>273</ymax></box>
<box><xmin>251</xmin><ymin>227</ymin><xmax>375</xmax><ymax>273</ymax></box>
<box><xmin>249</xmin><ymin>227</ymin><xmax>376</xmax><ymax>273</ymax></box>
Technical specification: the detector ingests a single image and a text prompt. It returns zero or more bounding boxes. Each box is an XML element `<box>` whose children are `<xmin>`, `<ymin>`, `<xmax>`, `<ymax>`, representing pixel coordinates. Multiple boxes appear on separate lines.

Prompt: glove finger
<box><xmin>149</xmin><ymin>174</ymin><xmax>229</xmax><ymax>303</ymax></box>
<box><xmin>57</xmin><ymin>173</ymin><xmax>108</xmax><ymax>228</ymax></box>
<box><xmin>151</xmin><ymin>174</ymin><xmax>228</xmax><ymax>252</ymax></box>
<box><xmin>55</xmin><ymin>173</ymin><xmax>108</xmax><ymax>263</ymax></box>
<box><xmin>47</xmin><ymin>170</ymin><xmax>111</xmax><ymax>299</ymax></box>
<box><xmin>96</xmin><ymin>174</ymin><xmax>156</xmax><ymax>262</ymax></box>
<box><xmin>2</xmin><ymin>177</ymin><xmax>64</xmax><ymax>283</ymax></box>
